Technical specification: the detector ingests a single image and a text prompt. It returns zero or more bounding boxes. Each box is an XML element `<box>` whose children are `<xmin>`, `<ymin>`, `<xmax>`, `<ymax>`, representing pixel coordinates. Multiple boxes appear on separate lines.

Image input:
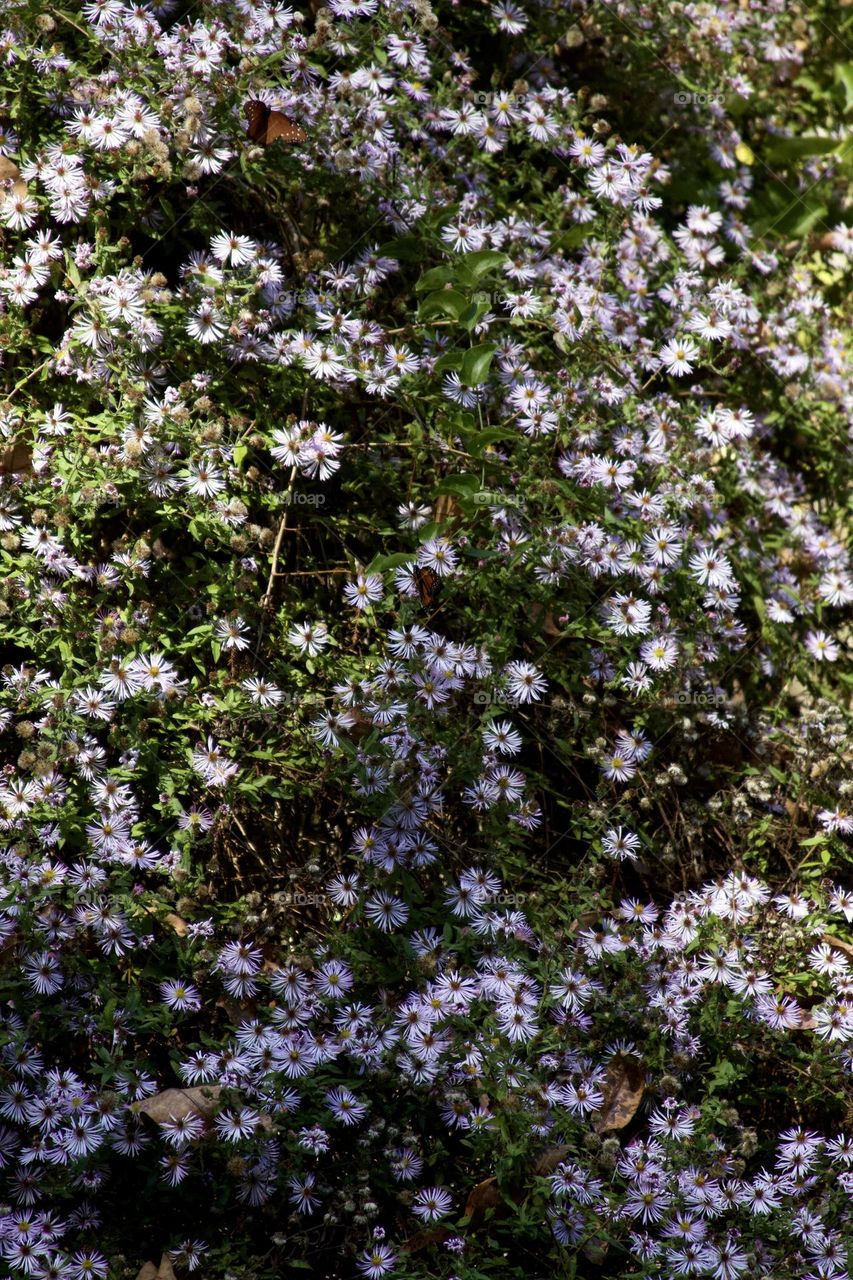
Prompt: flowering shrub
<box><xmin>0</xmin><ymin>0</ymin><xmax>851</xmax><ymax>1277</ymax></box>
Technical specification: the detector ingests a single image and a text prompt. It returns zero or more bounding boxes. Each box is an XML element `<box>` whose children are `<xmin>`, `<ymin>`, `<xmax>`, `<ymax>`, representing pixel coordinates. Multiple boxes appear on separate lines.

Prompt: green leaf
<box><xmin>554</xmin><ymin>224</ymin><xmax>594</xmax><ymax>251</ymax></box>
<box><xmin>233</xmin><ymin>443</ymin><xmax>247</xmax><ymax>467</ymax></box>
<box><xmin>437</xmin><ymin>473</ymin><xmax>481</xmax><ymax>496</ymax></box>
<box><xmin>418</xmin><ymin>289</ymin><xmax>470</xmax><ymax>322</ymax></box>
<box><xmin>466</xmin><ymin>427</ymin><xmax>517</xmax><ymax>445</ymax></box>
<box><xmin>773</xmin><ymin>200</ymin><xmax>828</xmax><ymax>238</ymax></box>
<box><xmin>460</xmin><ymin>342</ymin><xmax>496</xmax><ymax>386</ymax></box>
<box><xmin>415</xmin><ymin>266</ymin><xmax>458</xmax><ymax>293</ymax></box>
<box><xmin>835</xmin><ymin>62</ymin><xmax>853</xmax><ymax>112</ymax></box>
<box><xmin>708</xmin><ymin>1058</ymin><xmax>740</xmax><ymax>1093</ymax></box>
<box><xmin>367</xmin><ymin>551</ymin><xmax>416</xmax><ymax>573</ymax></box>
<box><xmin>457</xmin><ymin>249</ymin><xmax>508</xmax><ymax>281</ymax></box>
<box><xmin>434</xmin><ymin>350</ymin><xmax>464</xmax><ymax>373</ymax></box>
<box><xmin>376</xmin><ymin>234</ymin><xmax>422</xmax><ymax>261</ymax></box>
<box><xmin>765</xmin><ymin>135</ymin><xmax>839</xmax><ymax>163</ymax></box>
<box><xmin>459</xmin><ymin>299</ymin><xmax>491</xmax><ymax>331</ymax></box>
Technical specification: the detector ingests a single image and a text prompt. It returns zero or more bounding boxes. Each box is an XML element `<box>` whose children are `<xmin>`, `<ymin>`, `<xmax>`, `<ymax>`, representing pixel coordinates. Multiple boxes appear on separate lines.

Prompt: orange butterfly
<box><xmin>413</xmin><ymin>565</ymin><xmax>440</xmax><ymax>610</ymax></box>
<box><xmin>245</xmin><ymin>99</ymin><xmax>307</xmax><ymax>147</ymax></box>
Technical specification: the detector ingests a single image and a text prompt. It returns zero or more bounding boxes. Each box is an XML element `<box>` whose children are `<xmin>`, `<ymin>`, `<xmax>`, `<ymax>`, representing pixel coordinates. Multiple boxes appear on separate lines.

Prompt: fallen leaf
<box><xmin>529</xmin><ymin>601</ymin><xmax>564</xmax><ymax>637</ymax></box>
<box><xmin>141</xmin><ymin>906</ymin><xmax>189</xmax><ymax>937</ymax></box>
<box><xmin>464</xmin><ymin>1176</ymin><xmax>502</xmax><ymax>1220</ymax></box>
<box><xmin>823</xmin><ymin>933</ymin><xmax>853</xmax><ymax>962</ymax></box>
<box><xmin>593</xmin><ymin>1054</ymin><xmax>645</xmax><ymax>1133</ymax></box>
<box><xmin>531</xmin><ymin>1144</ymin><xmax>570</xmax><ymax>1176</ymax></box>
<box><xmin>434</xmin><ymin>493</ymin><xmax>461</xmax><ymax>526</ymax></box>
<box><xmin>401</xmin><ymin>1225</ymin><xmax>453</xmax><ymax>1252</ymax></box>
<box><xmin>138</xmin><ymin>1086</ymin><xmax>220</xmax><ymax>1126</ymax></box>
<box><xmin>582</xmin><ymin>1237</ymin><xmax>609</xmax><ymax>1265</ymax></box>
<box><xmin>134</xmin><ymin>1258</ymin><xmax>176</xmax><ymax>1280</ymax></box>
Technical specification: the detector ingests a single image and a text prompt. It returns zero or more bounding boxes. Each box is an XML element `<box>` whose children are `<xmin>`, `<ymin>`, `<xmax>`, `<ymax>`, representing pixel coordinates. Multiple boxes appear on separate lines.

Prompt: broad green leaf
<box><xmin>434</xmin><ymin>350</ymin><xmax>464</xmax><ymax>373</ymax></box>
<box><xmin>376</xmin><ymin>234</ymin><xmax>422</xmax><ymax>261</ymax></box>
<box><xmin>460</xmin><ymin>342</ymin><xmax>496</xmax><ymax>386</ymax></box>
<box><xmin>437</xmin><ymin>473</ymin><xmax>481</xmax><ymax>496</ymax></box>
<box><xmin>465</xmin><ymin>426</ymin><xmax>518</xmax><ymax>447</ymax></box>
<box><xmin>459</xmin><ymin>299</ymin><xmax>491</xmax><ymax>331</ymax></box>
<box><xmin>418</xmin><ymin>289</ymin><xmax>470</xmax><ymax>322</ymax></box>
<box><xmin>457</xmin><ymin>249</ymin><xmax>508</xmax><ymax>281</ymax></box>
<box><xmin>765</xmin><ymin>135</ymin><xmax>839</xmax><ymax>163</ymax></box>
<box><xmin>415</xmin><ymin>265</ymin><xmax>458</xmax><ymax>292</ymax></box>
<box><xmin>367</xmin><ymin>551</ymin><xmax>417</xmax><ymax>573</ymax></box>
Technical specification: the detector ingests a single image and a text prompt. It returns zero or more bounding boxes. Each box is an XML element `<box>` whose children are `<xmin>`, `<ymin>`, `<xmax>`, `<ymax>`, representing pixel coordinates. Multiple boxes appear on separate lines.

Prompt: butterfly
<box><xmin>0</xmin><ymin>439</ymin><xmax>32</xmax><ymax>476</ymax></box>
<box><xmin>413</xmin><ymin>564</ymin><xmax>440</xmax><ymax>610</ymax></box>
<box><xmin>245</xmin><ymin>99</ymin><xmax>307</xmax><ymax>147</ymax></box>
<box><xmin>0</xmin><ymin>155</ymin><xmax>27</xmax><ymax>200</ymax></box>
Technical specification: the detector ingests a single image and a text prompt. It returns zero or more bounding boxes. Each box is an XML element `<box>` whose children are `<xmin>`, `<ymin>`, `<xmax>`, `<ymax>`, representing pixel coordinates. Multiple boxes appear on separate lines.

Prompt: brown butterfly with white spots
<box><xmin>0</xmin><ymin>439</ymin><xmax>32</xmax><ymax>476</ymax></box>
<box><xmin>245</xmin><ymin>99</ymin><xmax>307</xmax><ymax>147</ymax></box>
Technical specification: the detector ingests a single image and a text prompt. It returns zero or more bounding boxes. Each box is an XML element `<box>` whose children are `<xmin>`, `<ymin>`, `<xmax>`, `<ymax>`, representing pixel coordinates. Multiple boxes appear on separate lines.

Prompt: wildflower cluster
<box><xmin>0</xmin><ymin>0</ymin><xmax>850</xmax><ymax>1277</ymax></box>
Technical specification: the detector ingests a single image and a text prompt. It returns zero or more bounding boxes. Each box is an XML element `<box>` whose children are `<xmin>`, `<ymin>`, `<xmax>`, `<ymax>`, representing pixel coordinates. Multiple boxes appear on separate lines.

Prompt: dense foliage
<box><xmin>0</xmin><ymin>0</ymin><xmax>851</xmax><ymax>1276</ymax></box>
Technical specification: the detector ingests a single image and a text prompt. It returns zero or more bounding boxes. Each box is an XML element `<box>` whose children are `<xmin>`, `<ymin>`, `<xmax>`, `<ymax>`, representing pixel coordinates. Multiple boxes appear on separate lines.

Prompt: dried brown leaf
<box><xmin>823</xmin><ymin>933</ymin><xmax>853</xmax><ymax>961</ymax></box>
<box><xmin>434</xmin><ymin>493</ymin><xmax>461</xmax><ymax>526</ymax></box>
<box><xmin>531</xmin><ymin>1144</ymin><xmax>570</xmax><ymax>1177</ymax></box>
<box><xmin>401</xmin><ymin>1225</ymin><xmax>453</xmax><ymax>1253</ymax></box>
<box><xmin>593</xmin><ymin>1054</ymin><xmax>644</xmax><ymax>1133</ymax></box>
<box><xmin>141</xmin><ymin>906</ymin><xmax>189</xmax><ymax>937</ymax></box>
<box><xmin>134</xmin><ymin>1259</ymin><xmax>176</xmax><ymax>1280</ymax></box>
<box><xmin>528</xmin><ymin>601</ymin><xmax>563</xmax><ymax>638</ymax></box>
<box><xmin>464</xmin><ymin>1176</ymin><xmax>502</xmax><ymax>1220</ymax></box>
<box><xmin>138</xmin><ymin>1086</ymin><xmax>220</xmax><ymax>1126</ymax></box>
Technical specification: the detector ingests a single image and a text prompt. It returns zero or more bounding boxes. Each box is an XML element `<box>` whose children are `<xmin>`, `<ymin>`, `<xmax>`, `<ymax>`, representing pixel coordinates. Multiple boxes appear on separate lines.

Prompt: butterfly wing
<box><xmin>414</xmin><ymin>565</ymin><xmax>440</xmax><ymax>610</ymax></box>
<box><xmin>0</xmin><ymin>440</ymin><xmax>33</xmax><ymax>476</ymax></box>
<box><xmin>245</xmin><ymin>99</ymin><xmax>269</xmax><ymax>145</ymax></box>
<box><xmin>265</xmin><ymin>110</ymin><xmax>307</xmax><ymax>145</ymax></box>
<box><xmin>245</xmin><ymin>99</ymin><xmax>306</xmax><ymax>146</ymax></box>
<box><xmin>0</xmin><ymin>155</ymin><xmax>28</xmax><ymax>200</ymax></box>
